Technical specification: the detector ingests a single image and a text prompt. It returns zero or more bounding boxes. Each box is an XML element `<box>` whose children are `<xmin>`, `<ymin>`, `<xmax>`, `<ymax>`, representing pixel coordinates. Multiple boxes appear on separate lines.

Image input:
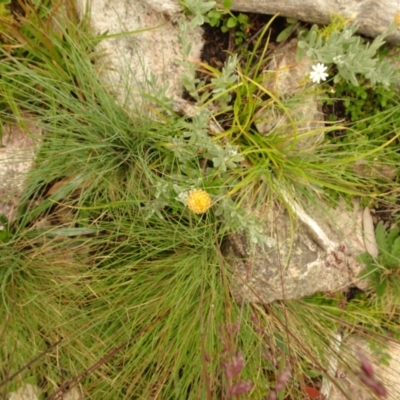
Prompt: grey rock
<box><xmin>329</xmin><ymin>336</ymin><xmax>400</xmax><ymax>400</ymax></box>
<box><xmin>0</xmin><ymin>117</ymin><xmax>42</xmax><ymax>226</ymax></box>
<box><xmin>7</xmin><ymin>384</ymin><xmax>40</xmax><ymax>400</ymax></box>
<box><xmin>142</xmin><ymin>0</ymin><xmax>183</xmax><ymax>17</ymax></box>
<box><xmin>7</xmin><ymin>385</ymin><xmax>84</xmax><ymax>400</ymax></box>
<box><xmin>76</xmin><ymin>0</ymin><xmax>203</xmax><ymax>107</ymax></box>
<box><xmin>63</xmin><ymin>387</ymin><xmax>85</xmax><ymax>400</ymax></box>
<box><xmin>223</xmin><ymin>0</ymin><xmax>400</xmax><ymax>45</ymax></box>
<box><xmin>223</xmin><ymin>198</ymin><xmax>366</xmax><ymax>303</ymax></box>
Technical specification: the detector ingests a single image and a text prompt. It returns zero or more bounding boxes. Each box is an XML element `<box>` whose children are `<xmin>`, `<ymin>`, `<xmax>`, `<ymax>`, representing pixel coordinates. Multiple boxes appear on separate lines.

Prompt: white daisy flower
<box><xmin>309</xmin><ymin>63</ymin><xmax>329</xmax><ymax>84</ymax></box>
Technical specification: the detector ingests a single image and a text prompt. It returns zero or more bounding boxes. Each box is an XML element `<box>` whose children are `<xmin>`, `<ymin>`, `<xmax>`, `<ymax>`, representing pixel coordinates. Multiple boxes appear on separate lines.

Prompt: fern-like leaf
<box><xmin>389</xmin><ymin>236</ymin><xmax>400</xmax><ymax>268</ymax></box>
<box><xmin>375</xmin><ymin>222</ymin><xmax>389</xmax><ymax>255</ymax></box>
<box><xmin>358</xmin><ymin>263</ymin><xmax>378</xmax><ymax>280</ymax></box>
<box><xmin>357</xmin><ymin>252</ymin><xmax>375</xmax><ymax>266</ymax></box>
<box><xmin>386</xmin><ymin>227</ymin><xmax>400</xmax><ymax>249</ymax></box>
<box><xmin>381</xmin><ymin>234</ymin><xmax>400</xmax><ymax>269</ymax></box>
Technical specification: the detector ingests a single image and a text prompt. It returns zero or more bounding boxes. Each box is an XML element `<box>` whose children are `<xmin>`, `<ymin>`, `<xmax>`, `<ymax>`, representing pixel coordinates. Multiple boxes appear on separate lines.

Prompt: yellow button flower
<box><xmin>187</xmin><ymin>189</ymin><xmax>212</xmax><ymax>214</ymax></box>
<box><xmin>395</xmin><ymin>12</ymin><xmax>400</xmax><ymax>26</ymax></box>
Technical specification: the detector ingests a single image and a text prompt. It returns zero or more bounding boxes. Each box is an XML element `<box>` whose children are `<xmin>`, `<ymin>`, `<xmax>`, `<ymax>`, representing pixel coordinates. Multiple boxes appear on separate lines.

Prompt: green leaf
<box><xmin>226</xmin><ymin>17</ymin><xmax>237</xmax><ymax>28</ymax></box>
<box><xmin>0</xmin><ymin>230</ymin><xmax>9</xmax><ymax>243</ymax></box>
<box><xmin>24</xmin><ymin>227</ymin><xmax>100</xmax><ymax>239</ymax></box>
<box><xmin>375</xmin><ymin>222</ymin><xmax>389</xmax><ymax>255</ymax></box>
<box><xmin>237</xmin><ymin>13</ymin><xmax>248</xmax><ymax>25</ymax></box>
<box><xmin>207</xmin><ymin>10</ymin><xmax>220</xmax><ymax>18</ymax></box>
<box><xmin>388</xmin><ymin>236</ymin><xmax>400</xmax><ymax>268</ymax></box>
<box><xmin>358</xmin><ymin>263</ymin><xmax>378</xmax><ymax>280</ymax></box>
<box><xmin>195</xmin><ymin>0</ymin><xmax>216</xmax><ymax>15</ymax></box>
<box><xmin>277</xmin><ymin>26</ymin><xmax>293</xmax><ymax>43</ymax></box>
<box><xmin>357</xmin><ymin>252</ymin><xmax>374</xmax><ymax>266</ymax></box>
<box><xmin>380</xmin><ymin>227</ymin><xmax>400</xmax><ymax>268</ymax></box>
<box><xmin>382</xmin><ymin>254</ymin><xmax>398</xmax><ymax>270</ymax></box>
<box><xmin>235</xmin><ymin>33</ymin><xmax>245</xmax><ymax>45</ymax></box>
<box><xmin>0</xmin><ymin>213</ymin><xmax>8</xmax><ymax>226</ymax></box>
<box><xmin>207</xmin><ymin>10</ymin><xmax>221</xmax><ymax>25</ymax></box>
<box><xmin>386</xmin><ymin>227</ymin><xmax>400</xmax><ymax>248</ymax></box>
<box><xmin>375</xmin><ymin>278</ymin><xmax>388</xmax><ymax>297</ymax></box>
<box><xmin>223</xmin><ymin>0</ymin><xmax>232</xmax><ymax>9</ymax></box>
<box><xmin>304</xmin><ymin>369</ymin><xmax>323</xmax><ymax>378</ymax></box>
<box><xmin>207</xmin><ymin>10</ymin><xmax>222</xmax><ymax>27</ymax></box>
<box><xmin>190</xmin><ymin>14</ymin><xmax>204</xmax><ymax>27</ymax></box>
<box><xmin>297</xmin><ymin>40</ymin><xmax>307</xmax><ymax>49</ymax></box>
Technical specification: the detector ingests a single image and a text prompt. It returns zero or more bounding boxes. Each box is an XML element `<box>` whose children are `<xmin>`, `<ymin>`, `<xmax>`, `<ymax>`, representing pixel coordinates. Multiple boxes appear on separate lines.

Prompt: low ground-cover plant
<box><xmin>359</xmin><ymin>222</ymin><xmax>400</xmax><ymax>299</ymax></box>
<box><xmin>323</xmin><ymin>75</ymin><xmax>400</xmax><ymax>183</ymax></box>
<box><xmin>182</xmin><ymin>0</ymin><xmax>251</xmax><ymax>45</ymax></box>
<box><xmin>297</xmin><ymin>14</ymin><xmax>400</xmax><ymax>184</ymax></box>
<box><xmin>297</xmin><ymin>16</ymin><xmax>397</xmax><ymax>88</ymax></box>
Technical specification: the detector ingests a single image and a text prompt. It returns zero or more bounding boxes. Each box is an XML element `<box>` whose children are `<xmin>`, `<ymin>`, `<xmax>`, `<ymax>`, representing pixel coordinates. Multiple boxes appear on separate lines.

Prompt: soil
<box><xmin>200</xmin><ymin>13</ymin><xmax>288</xmax><ymax>67</ymax></box>
<box><xmin>7</xmin><ymin>0</ymin><xmax>26</xmax><ymax>18</ymax></box>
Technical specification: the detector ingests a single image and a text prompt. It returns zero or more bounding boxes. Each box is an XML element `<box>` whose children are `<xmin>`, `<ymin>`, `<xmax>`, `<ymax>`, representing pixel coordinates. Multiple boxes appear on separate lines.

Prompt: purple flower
<box><xmin>229</xmin><ymin>381</ymin><xmax>253</xmax><ymax>397</ymax></box>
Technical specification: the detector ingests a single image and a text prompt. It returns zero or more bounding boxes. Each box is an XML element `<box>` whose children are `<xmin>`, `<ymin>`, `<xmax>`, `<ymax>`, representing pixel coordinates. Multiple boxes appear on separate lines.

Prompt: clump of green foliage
<box><xmin>314</xmin><ymin>22</ymin><xmax>400</xmax><ymax>186</ymax></box>
<box><xmin>182</xmin><ymin>0</ymin><xmax>251</xmax><ymax>44</ymax></box>
<box><xmin>276</xmin><ymin>17</ymin><xmax>299</xmax><ymax>42</ymax></box>
<box><xmin>297</xmin><ymin>18</ymin><xmax>397</xmax><ymax>87</ymax></box>
<box><xmin>324</xmin><ymin>76</ymin><xmax>400</xmax><ymax>147</ymax></box>
<box><xmin>0</xmin><ymin>0</ymin><xmax>12</xmax><ymax>21</ymax></box>
<box><xmin>276</xmin><ymin>13</ymin><xmax>347</xmax><ymax>44</ymax></box>
<box><xmin>326</xmin><ymin>80</ymin><xmax>396</xmax><ymax>125</ymax></box>
<box><xmin>358</xmin><ymin>222</ymin><xmax>400</xmax><ymax>297</ymax></box>
<box><xmin>208</xmin><ymin>10</ymin><xmax>250</xmax><ymax>45</ymax></box>
<box><xmin>318</xmin><ymin>13</ymin><xmax>349</xmax><ymax>39</ymax></box>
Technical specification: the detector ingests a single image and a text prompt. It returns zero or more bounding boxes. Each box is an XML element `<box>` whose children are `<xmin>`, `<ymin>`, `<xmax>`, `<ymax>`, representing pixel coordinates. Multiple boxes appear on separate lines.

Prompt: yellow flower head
<box><xmin>395</xmin><ymin>12</ymin><xmax>400</xmax><ymax>26</ymax></box>
<box><xmin>187</xmin><ymin>189</ymin><xmax>212</xmax><ymax>214</ymax></box>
